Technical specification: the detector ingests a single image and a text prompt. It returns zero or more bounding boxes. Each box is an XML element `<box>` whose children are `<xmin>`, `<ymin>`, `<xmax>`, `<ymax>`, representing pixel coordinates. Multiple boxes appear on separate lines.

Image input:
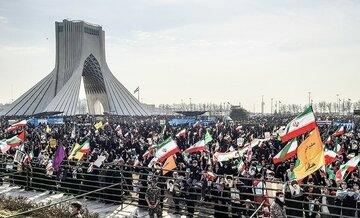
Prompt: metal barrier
<box><xmin>0</xmin><ymin>155</ymin><xmax>359</xmax><ymax>217</ymax></box>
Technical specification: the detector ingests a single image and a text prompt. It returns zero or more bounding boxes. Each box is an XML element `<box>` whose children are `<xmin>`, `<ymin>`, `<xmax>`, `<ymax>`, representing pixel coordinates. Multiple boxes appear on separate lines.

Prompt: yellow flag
<box><xmin>162</xmin><ymin>155</ymin><xmax>176</xmax><ymax>175</ymax></box>
<box><xmin>94</xmin><ymin>121</ymin><xmax>104</xmax><ymax>130</ymax></box>
<box><xmin>68</xmin><ymin>143</ymin><xmax>82</xmax><ymax>160</ymax></box>
<box><xmin>49</xmin><ymin>138</ymin><xmax>57</xmax><ymax>148</ymax></box>
<box><xmin>293</xmin><ymin>127</ymin><xmax>325</xmax><ymax>180</ymax></box>
<box><xmin>74</xmin><ymin>151</ymin><xmax>85</xmax><ymax>160</ymax></box>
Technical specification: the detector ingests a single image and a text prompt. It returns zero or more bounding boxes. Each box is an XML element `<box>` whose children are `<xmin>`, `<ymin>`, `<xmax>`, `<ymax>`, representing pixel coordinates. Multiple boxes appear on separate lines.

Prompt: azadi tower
<box><xmin>0</xmin><ymin>19</ymin><xmax>149</xmax><ymax>116</ymax></box>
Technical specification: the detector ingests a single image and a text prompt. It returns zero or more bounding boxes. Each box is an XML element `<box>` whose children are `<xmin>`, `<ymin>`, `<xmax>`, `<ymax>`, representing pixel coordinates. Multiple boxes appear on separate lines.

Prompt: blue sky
<box><xmin>0</xmin><ymin>0</ymin><xmax>359</xmax><ymax>112</ymax></box>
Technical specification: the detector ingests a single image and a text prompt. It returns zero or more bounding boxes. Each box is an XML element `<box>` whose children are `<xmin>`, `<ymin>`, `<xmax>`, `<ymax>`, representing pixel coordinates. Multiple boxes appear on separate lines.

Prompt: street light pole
<box><xmin>336</xmin><ymin>94</ymin><xmax>339</xmax><ymax>114</ymax></box>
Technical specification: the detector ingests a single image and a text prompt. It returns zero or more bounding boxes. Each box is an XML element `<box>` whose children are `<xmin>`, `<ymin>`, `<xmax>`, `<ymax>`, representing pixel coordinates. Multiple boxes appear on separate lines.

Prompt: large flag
<box><xmin>324</xmin><ymin>149</ymin><xmax>337</xmax><ymax>165</ymax></box>
<box><xmin>281</xmin><ymin>106</ymin><xmax>316</xmax><ymax>143</ymax></box>
<box><xmin>273</xmin><ymin>139</ymin><xmax>298</xmax><ymax>164</ymax></box>
<box><xmin>142</xmin><ymin>137</ymin><xmax>170</xmax><ymax>159</ymax></box>
<box><xmin>154</xmin><ymin>137</ymin><xmax>180</xmax><ymax>163</ymax></box>
<box><xmin>6</xmin><ymin>120</ymin><xmax>27</xmax><ymax>132</ymax></box>
<box><xmin>68</xmin><ymin>143</ymin><xmax>82</xmax><ymax>160</ymax></box>
<box><xmin>185</xmin><ymin>140</ymin><xmax>206</xmax><ymax>154</ymax></box>
<box><xmin>332</xmin><ymin>126</ymin><xmax>345</xmax><ymax>137</ymax></box>
<box><xmin>335</xmin><ymin>155</ymin><xmax>360</xmax><ymax>182</ymax></box>
<box><xmin>53</xmin><ymin>144</ymin><xmax>65</xmax><ymax>171</ymax></box>
<box><xmin>70</xmin><ymin>140</ymin><xmax>90</xmax><ymax>160</ymax></box>
<box><xmin>162</xmin><ymin>155</ymin><xmax>176</xmax><ymax>175</ymax></box>
<box><xmin>0</xmin><ymin>132</ymin><xmax>26</xmax><ymax>153</ymax></box>
<box><xmin>292</xmin><ymin>128</ymin><xmax>325</xmax><ymax>180</ymax></box>
<box><xmin>79</xmin><ymin>139</ymin><xmax>91</xmax><ymax>153</ymax></box>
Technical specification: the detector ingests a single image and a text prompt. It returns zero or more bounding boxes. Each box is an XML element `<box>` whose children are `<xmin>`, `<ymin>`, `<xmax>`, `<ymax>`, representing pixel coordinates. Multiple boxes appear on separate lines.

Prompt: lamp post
<box><xmin>337</xmin><ymin>94</ymin><xmax>339</xmax><ymax>114</ymax></box>
<box><xmin>261</xmin><ymin>95</ymin><xmax>264</xmax><ymax>114</ymax></box>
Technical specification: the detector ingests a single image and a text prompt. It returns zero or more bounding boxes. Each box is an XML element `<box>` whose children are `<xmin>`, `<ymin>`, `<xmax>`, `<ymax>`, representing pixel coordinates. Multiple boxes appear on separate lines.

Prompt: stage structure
<box><xmin>0</xmin><ymin>19</ymin><xmax>149</xmax><ymax>116</ymax></box>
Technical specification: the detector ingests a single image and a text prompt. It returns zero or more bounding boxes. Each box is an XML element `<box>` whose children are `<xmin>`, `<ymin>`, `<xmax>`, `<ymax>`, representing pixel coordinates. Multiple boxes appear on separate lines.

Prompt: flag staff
<box><xmin>134</xmin><ymin>86</ymin><xmax>140</xmax><ymax>102</ymax></box>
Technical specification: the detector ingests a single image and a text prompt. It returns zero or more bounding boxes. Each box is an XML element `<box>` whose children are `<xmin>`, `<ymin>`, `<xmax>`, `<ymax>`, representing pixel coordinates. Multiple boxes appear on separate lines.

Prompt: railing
<box><xmin>0</xmin><ymin>155</ymin><xmax>359</xmax><ymax>217</ymax></box>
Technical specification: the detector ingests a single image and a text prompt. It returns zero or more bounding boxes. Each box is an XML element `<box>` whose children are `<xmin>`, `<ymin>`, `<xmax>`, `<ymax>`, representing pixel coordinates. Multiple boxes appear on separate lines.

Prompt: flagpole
<box><xmin>138</xmin><ymin>87</ymin><xmax>140</xmax><ymax>102</ymax></box>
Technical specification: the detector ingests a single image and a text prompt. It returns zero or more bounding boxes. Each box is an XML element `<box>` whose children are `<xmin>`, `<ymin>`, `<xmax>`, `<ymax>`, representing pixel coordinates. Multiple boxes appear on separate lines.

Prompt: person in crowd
<box><xmin>285</xmin><ymin>180</ymin><xmax>304</xmax><ymax>217</ymax></box>
<box><xmin>0</xmin><ymin>114</ymin><xmax>358</xmax><ymax>217</ymax></box>
<box><xmin>230</xmin><ymin>177</ymin><xmax>242</xmax><ymax>217</ymax></box>
<box><xmin>146</xmin><ymin>179</ymin><xmax>162</xmax><ymax>218</ymax></box>
<box><xmin>303</xmin><ymin>179</ymin><xmax>321</xmax><ymax>218</ymax></box>
<box><xmin>70</xmin><ymin>201</ymin><xmax>83</xmax><ymax>218</ymax></box>
<box><xmin>336</xmin><ymin>180</ymin><xmax>360</xmax><ymax>217</ymax></box>
<box><xmin>242</xmin><ymin>199</ymin><xmax>255</xmax><ymax>217</ymax></box>
<box><xmin>270</xmin><ymin>191</ymin><xmax>286</xmax><ymax>218</ymax></box>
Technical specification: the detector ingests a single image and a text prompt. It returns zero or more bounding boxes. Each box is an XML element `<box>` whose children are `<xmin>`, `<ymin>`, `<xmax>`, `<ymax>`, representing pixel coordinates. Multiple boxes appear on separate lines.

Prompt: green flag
<box><xmin>204</xmin><ymin>131</ymin><xmax>213</xmax><ymax>144</ymax></box>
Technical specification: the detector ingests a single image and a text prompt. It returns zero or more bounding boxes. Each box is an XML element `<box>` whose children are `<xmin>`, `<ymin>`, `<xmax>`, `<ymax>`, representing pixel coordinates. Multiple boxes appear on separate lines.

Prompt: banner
<box><xmin>292</xmin><ymin>128</ymin><xmax>325</xmax><ymax>180</ymax></box>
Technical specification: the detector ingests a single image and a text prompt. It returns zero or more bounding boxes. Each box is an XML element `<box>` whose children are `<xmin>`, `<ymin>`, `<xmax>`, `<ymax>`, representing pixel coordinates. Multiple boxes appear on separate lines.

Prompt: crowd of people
<box><xmin>0</xmin><ymin>113</ymin><xmax>359</xmax><ymax>217</ymax></box>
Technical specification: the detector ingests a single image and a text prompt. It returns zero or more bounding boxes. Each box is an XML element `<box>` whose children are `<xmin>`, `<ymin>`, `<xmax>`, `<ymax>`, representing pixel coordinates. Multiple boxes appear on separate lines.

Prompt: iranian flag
<box><xmin>176</xmin><ymin>129</ymin><xmax>187</xmax><ymax>138</ymax></box>
<box><xmin>334</xmin><ymin>143</ymin><xmax>341</xmax><ymax>154</ymax></box>
<box><xmin>79</xmin><ymin>139</ymin><xmax>91</xmax><ymax>153</ymax></box>
<box><xmin>237</xmin><ymin>159</ymin><xmax>246</xmax><ymax>175</ymax></box>
<box><xmin>0</xmin><ymin>132</ymin><xmax>26</xmax><ymax>153</ymax></box>
<box><xmin>281</xmin><ymin>106</ymin><xmax>317</xmax><ymax>143</ymax></box>
<box><xmin>272</xmin><ymin>139</ymin><xmax>298</xmax><ymax>164</ymax></box>
<box><xmin>154</xmin><ymin>137</ymin><xmax>180</xmax><ymax>163</ymax></box>
<box><xmin>335</xmin><ymin>155</ymin><xmax>360</xmax><ymax>182</ymax></box>
<box><xmin>142</xmin><ymin>138</ymin><xmax>172</xmax><ymax>159</ymax></box>
<box><xmin>6</xmin><ymin>120</ymin><xmax>27</xmax><ymax>132</ymax></box>
<box><xmin>204</xmin><ymin>171</ymin><xmax>217</xmax><ymax>181</ymax></box>
<box><xmin>185</xmin><ymin>139</ymin><xmax>205</xmax><ymax>154</ymax></box>
<box><xmin>332</xmin><ymin>126</ymin><xmax>345</xmax><ymax>137</ymax></box>
<box><xmin>325</xmin><ymin>136</ymin><xmax>332</xmax><ymax>145</ymax></box>
<box><xmin>324</xmin><ymin>149</ymin><xmax>337</xmax><ymax>165</ymax></box>
<box><xmin>235</xmin><ymin>125</ymin><xmax>242</xmax><ymax>132</ymax></box>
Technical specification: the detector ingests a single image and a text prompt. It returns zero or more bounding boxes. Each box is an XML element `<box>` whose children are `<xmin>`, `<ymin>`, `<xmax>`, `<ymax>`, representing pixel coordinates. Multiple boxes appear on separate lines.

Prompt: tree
<box><xmin>318</xmin><ymin>101</ymin><xmax>326</xmax><ymax>113</ymax></box>
<box><xmin>230</xmin><ymin>106</ymin><xmax>249</xmax><ymax>120</ymax></box>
